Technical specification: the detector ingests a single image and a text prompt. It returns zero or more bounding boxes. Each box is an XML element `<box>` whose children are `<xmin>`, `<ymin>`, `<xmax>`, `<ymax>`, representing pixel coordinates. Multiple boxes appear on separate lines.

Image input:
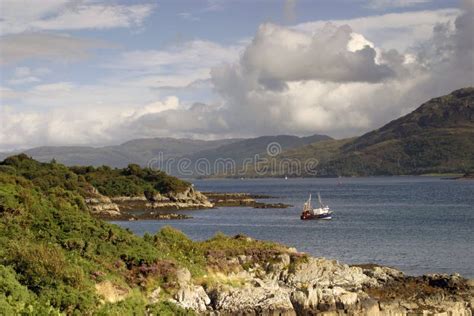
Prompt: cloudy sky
<box><xmin>0</xmin><ymin>0</ymin><xmax>473</xmax><ymax>151</ymax></box>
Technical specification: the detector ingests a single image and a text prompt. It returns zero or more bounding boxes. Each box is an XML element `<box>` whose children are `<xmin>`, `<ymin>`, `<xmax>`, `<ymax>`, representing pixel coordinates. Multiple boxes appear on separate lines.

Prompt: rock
<box><xmin>148</xmin><ymin>288</ymin><xmax>161</xmax><ymax>304</ymax></box>
<box><xmin>337</xmin><ymin>291</ymin><xmax>358</xmax><ymax>309</ymax></box>
<box><xmin>286</xmin><ymin>258</ymin><xmax>373</xmax><ymax>290</ymax></box>
<box><xmin>173</xmin><ymin>285</ymin><xmax>211</xmax><ymax>312</ymax></box>
<box><xmin>360</xmin><ymin>298</ymin><xmax>380</xmax><ymax>316</ymax></box>
<box><xmin>211</xmin><ymin>283</ymin><xmax>294</xmax><ymax>315</ymax></box>
<box><xmin>238</xmin><ymin>255</ymin><xmax>250</xmax><ymax>265</ymax></box>
<box><xmin>85</xmin><ymin>185</ymin><xmax>214</xmax><ymax>219</ymax></box>
<box><xmin>379</xmin><ymin>301</ymin><xmax>406</xmax><ymax>314</ymax></box>
<box><xmin>279</xmin><ymin>254</ymin><xmax>291</xmax><ymax>267</ymax></box>
<box><xmin>176</xmin><ymin>268</ymin><xmax>192</xmax><ymax>286</ymax></box>
<box><xmin>363</xmin><ymin>266</ymin><xmax>404</xmax><ymax>282</ymax></box>
<box><xmin>400</xmin><ymin>301</ymin><xmax>418</xmax><ymax>310</ymax></box>
<box><xmin>171</xmin><ymin>267</ymin><xmax>211</xmax><ymax>312</ymax></box>
<box><xmin>290</xmin><ymin>287</ymin><xmax>319</xmax><ymax>312</ymax></box>
<box><xmin>85</xmin><ymin>195</ymin><xmax>121</xmax><ymax>217</ymax></box>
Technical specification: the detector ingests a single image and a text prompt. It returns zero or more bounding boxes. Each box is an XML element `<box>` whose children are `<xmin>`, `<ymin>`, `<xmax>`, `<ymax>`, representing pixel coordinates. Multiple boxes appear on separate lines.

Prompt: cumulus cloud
<box><xmin>235</xmin><ymin>23</ymin><xmax>395</xmax><ymax>85</ymax></box>
<box><xmin>0</xmin><ymin>0</ymin><xmax>155</xmax><ymax>35</ymax></box>
<box><xmin>0</xmin><ymin>94</ymin><xmax>183</xmax><ymax>150</ymax></box>
<box><xmin>295</xmin><ymin>8</ymin><xmax>460</xmax><ymax>51</ymax></box>
<box><xmin>0</xmin><ymin>33</ymin><xmax>111</xmax><ymax>65</ymax></box>
<box><xmin>1</xmin><ymin>3</ymin><xmax>473</xmax><ymax>150</ymax></box>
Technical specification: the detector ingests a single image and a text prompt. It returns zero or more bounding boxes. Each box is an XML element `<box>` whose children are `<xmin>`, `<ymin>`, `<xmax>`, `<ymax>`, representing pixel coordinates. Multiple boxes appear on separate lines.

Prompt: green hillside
<box><xmin>0</xmin><ymin>156</ymin><xmax>289</xmax><ymax>314</ymax></box>
<box><xmin>1</xmin><ymin>154</ymin><xmax>190</xmax><ymax>199</ymax></box>
<box><xmin>253</xmin><ymin>87</ymin><xmax>474</xmax><ymax>177</ymax></box>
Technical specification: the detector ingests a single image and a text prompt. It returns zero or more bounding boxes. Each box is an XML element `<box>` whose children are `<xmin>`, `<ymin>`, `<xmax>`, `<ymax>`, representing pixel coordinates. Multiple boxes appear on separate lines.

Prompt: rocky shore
<box><xmin>85</xmin><ymin>186</ymin><xmax>212</xmax><ymax>220</ymax></box>
<box><xmin>165</xmin><ymin>239</ymin><xmax>473</xmax><ymax>315</ymax></box>
<box><xmin>204</xmin><ymin>192</ymin><xmax>292</xmax><ymax>209</ymax></box>
<box><xmin>86</xmin><ymin>188</ymin><xmax>291</xmax><ymax>220</ymax></box>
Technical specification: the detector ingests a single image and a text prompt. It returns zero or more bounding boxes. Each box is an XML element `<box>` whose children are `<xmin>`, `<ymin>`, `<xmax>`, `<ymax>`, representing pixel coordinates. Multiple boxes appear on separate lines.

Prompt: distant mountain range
<box><xmin>251</xmin><ymin>87</ymin><xmax>474</xmax><ymax>177</ymax></box>
<box><xmin>0</xmin><ymin>134</ymin><xmax>332</xmax><ymax>176</ymax></box>
<box><xmin>2</xmin><ymin>87</ymin><xmax>472</xmax><ymax>177</ymax></box>
<box><xmin>0</xmin><ymin>138</ymin><xmax>240</xmax><ymax>169</ymax></box>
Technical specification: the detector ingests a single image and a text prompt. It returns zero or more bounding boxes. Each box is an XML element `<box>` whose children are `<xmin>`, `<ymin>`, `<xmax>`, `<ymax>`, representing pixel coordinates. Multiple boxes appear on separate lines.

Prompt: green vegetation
<box><xmin>70</xmin><ymin>163</ymin><xmax>190</xmax><ymax>197</ymax></box>
<box><xmin>0</xmin><ymin>154</ymin><xmax>190</xmax><ymax>199</ymax></box>
<box><xmin>0</xmin><ymin>156</ymin><xmax>292</xmax><ymax>314</ymax></box>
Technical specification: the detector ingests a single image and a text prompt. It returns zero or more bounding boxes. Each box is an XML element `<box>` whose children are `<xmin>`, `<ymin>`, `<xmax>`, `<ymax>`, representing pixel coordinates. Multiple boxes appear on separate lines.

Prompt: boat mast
<box><xmin>317</xmin><ymin>192</ymin><xmax>323</xmax><ymax>208</ymax></box>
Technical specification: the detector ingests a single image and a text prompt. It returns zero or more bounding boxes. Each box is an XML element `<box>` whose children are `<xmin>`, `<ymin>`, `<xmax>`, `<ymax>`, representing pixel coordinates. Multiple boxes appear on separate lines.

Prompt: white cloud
<box><xmin>0</xmin><ymin>86</ymin><xmax>21</xmax><ymax>100</ymax></box>
<box><xmin>1</xmin><ymin>4</ymin><xmax>473</xmax><ymax>150</ymax></box>
<box><xmin>366</xmin><ymin>0</ymin><xmax>432</xmax><ymax>9</ymax></box>
<box><xmin>295</xmin><ymin>8</ymin><xmax>460</xmax><ymax>51</ymax></box>
<box><xmin>109</xmin><ymin>40</ymin><xmax>241</xmax><ymax>72</ymax></box>
<box><xmin>104</xmin><ymin>40</ymin><xmax>243</xmax><ymax>88</ymax></box>
<box><xmin>7</xmin><ymin>67</ymin><xmax>51</xmax><ymax>85</ymax></box>
<box><xmin>0</xmin><ymin>0</ymin><xmax>155</xmax><ymax>35</ymax></box>
<box><xmin>0</xmin><ymin>90</ymin><xmax>186</xmax><ymax>150</ymax></box>
<box><xmin>233</xmin><ymin>23</ymin><xmax>395</xmax><ymax>84</ymax></box>
<box><xmin>0</xmin><ymin>33</ymin><xmax>111</xmax><ymax>65</ymax></box>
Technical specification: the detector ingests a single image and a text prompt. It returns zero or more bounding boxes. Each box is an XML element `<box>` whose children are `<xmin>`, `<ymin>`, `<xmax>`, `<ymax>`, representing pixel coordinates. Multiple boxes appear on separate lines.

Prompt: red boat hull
<box><xmin>300</xmin><ymin>212</ymin><xmax>332</xmax><ymax>220</ymax></box>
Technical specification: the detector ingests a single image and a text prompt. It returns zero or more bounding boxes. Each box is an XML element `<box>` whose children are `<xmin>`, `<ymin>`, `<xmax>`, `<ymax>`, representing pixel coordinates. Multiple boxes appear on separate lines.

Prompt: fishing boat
<box><xmin>300</xmin><ymin>193</ymin><xmax>332</xmax><ymax>220</ymax></box>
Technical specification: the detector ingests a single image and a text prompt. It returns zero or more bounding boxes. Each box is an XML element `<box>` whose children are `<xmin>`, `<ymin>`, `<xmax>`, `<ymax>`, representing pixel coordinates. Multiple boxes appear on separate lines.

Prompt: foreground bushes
<box><xmin>0</xmin><ymin>154</ymin><xmax>191</xmax><ymax>200</ymax></box>
<box><xmin>0</xmin><ymin>156</ymin><xmax>293</xmax><ymax>314</ymax></box>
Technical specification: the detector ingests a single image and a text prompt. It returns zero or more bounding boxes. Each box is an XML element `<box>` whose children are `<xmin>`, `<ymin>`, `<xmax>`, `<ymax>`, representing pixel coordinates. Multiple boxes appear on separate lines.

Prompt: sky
<box><xmin>0</xmin><ymin>0</ymin><xmax>473</xmax><ymax>151</ymax></box>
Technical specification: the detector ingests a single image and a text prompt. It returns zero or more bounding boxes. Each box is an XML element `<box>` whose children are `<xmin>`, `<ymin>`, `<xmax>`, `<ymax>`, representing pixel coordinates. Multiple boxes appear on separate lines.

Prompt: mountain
<box><xmin>174</xmin><ymin>134</ymin><xmax>332</xmax><ymax>176</ymax></box>
<box><xmin>0</xmin><ymin>138</ymin><xmax>241</xmax><ymax>169</ymax></box>
<box><xmin>0</xmin><ymin>134</ymin><xmax>331</xmax><ymax>176</ymax></box>
<box><xmin>4</xmin><ymin>87</ymin><xmax>471</xmax><ymax>177</ymax></box>
<box><xmin>254</xmin><ymin>87</ymin><xmax>474</xmax><ymax>177</ymax></box>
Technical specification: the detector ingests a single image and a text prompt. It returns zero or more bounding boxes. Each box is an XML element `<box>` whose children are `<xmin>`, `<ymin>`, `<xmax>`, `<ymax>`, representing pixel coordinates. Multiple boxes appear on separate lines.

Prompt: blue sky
<box><xmin>0</xmin><ymin>0</ymin><xmax>472</xmax><ymax>150</ymax></box>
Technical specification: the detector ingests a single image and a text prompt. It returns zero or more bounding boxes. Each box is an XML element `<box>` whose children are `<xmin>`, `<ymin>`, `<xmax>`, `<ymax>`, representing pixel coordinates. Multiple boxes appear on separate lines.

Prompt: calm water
<box><xmin>112</xmin><ymin>177</ymin><xmax>474</xmax><ymax>278</ymax></box>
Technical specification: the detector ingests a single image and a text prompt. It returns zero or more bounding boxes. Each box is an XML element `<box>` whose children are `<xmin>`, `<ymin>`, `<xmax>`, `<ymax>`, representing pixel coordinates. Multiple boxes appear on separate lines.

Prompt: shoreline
<box><xmin>92</xmin><ymin>191</ymin><xmax>292</xmax><ymax>221</ymax></box>
<box><xmin>186</xmin><ymin>174</ymin><xmax>473</xmax><ymax>182</ymax></box>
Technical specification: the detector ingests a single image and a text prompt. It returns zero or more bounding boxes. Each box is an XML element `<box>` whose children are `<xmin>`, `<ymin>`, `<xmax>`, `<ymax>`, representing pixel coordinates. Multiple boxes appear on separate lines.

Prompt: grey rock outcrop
<box><xmin>147</xmin><ymin>186</ymin><xmax>213</xmax><ymax>209</ymax></box>
<box><xmin>85</xmin><ymin>188</ymin><xmax>121</xmax><ymax>218</ymax></box>
<box><xmin>169</xmin><ymin>253</ymin><xmax>473</xmax><ymax>315</ymax></box>
<box><xmin>84</xmin><ymin>185</ymin><xmax>213</xmax><ymax>219</ymax></box>
<box><xmin>171</xmin><ymin>268</ymin><xmax>211</xmax><ymax>313</ymax></box>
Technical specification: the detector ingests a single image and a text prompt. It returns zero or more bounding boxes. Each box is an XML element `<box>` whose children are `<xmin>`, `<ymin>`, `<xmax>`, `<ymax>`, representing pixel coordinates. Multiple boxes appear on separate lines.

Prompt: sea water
<box><xmin>112</xmin><ymin>177</ymin><xmax>474</xmax><ymax>277</ymax></box>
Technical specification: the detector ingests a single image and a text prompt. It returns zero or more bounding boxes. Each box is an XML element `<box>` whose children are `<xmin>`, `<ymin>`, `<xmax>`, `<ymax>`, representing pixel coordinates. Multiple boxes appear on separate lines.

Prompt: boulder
<box><xmin>173</xmin><ymin>285</ymin><xmax>210</xmax><ymax>312</ymax></box>
<box><xmin>211</xmin><ymin>283</ymin><xmax>294</xmax><ymax>315</ymax></box>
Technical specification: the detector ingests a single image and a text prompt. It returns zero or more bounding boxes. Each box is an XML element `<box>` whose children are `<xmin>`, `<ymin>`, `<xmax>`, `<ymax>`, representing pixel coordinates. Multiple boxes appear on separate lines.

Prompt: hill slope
<box><xmin>0</xmin><ymin>138</ymin><xmax>240</xmax><ymax>168</ymax></box>
<box><xmin>175</xmin><ymin>134</ymin><xmax>331</xmax><ymax>177</ymax></box>
<box><xmin>257</xmin><ymin>87</ymin><xmax>474</xmax><ymax>176</ymax></box>
<box><xmin>0</xmin><ymin>134</ymin><xmax>331</xmax><ymax>177</ymax></box>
